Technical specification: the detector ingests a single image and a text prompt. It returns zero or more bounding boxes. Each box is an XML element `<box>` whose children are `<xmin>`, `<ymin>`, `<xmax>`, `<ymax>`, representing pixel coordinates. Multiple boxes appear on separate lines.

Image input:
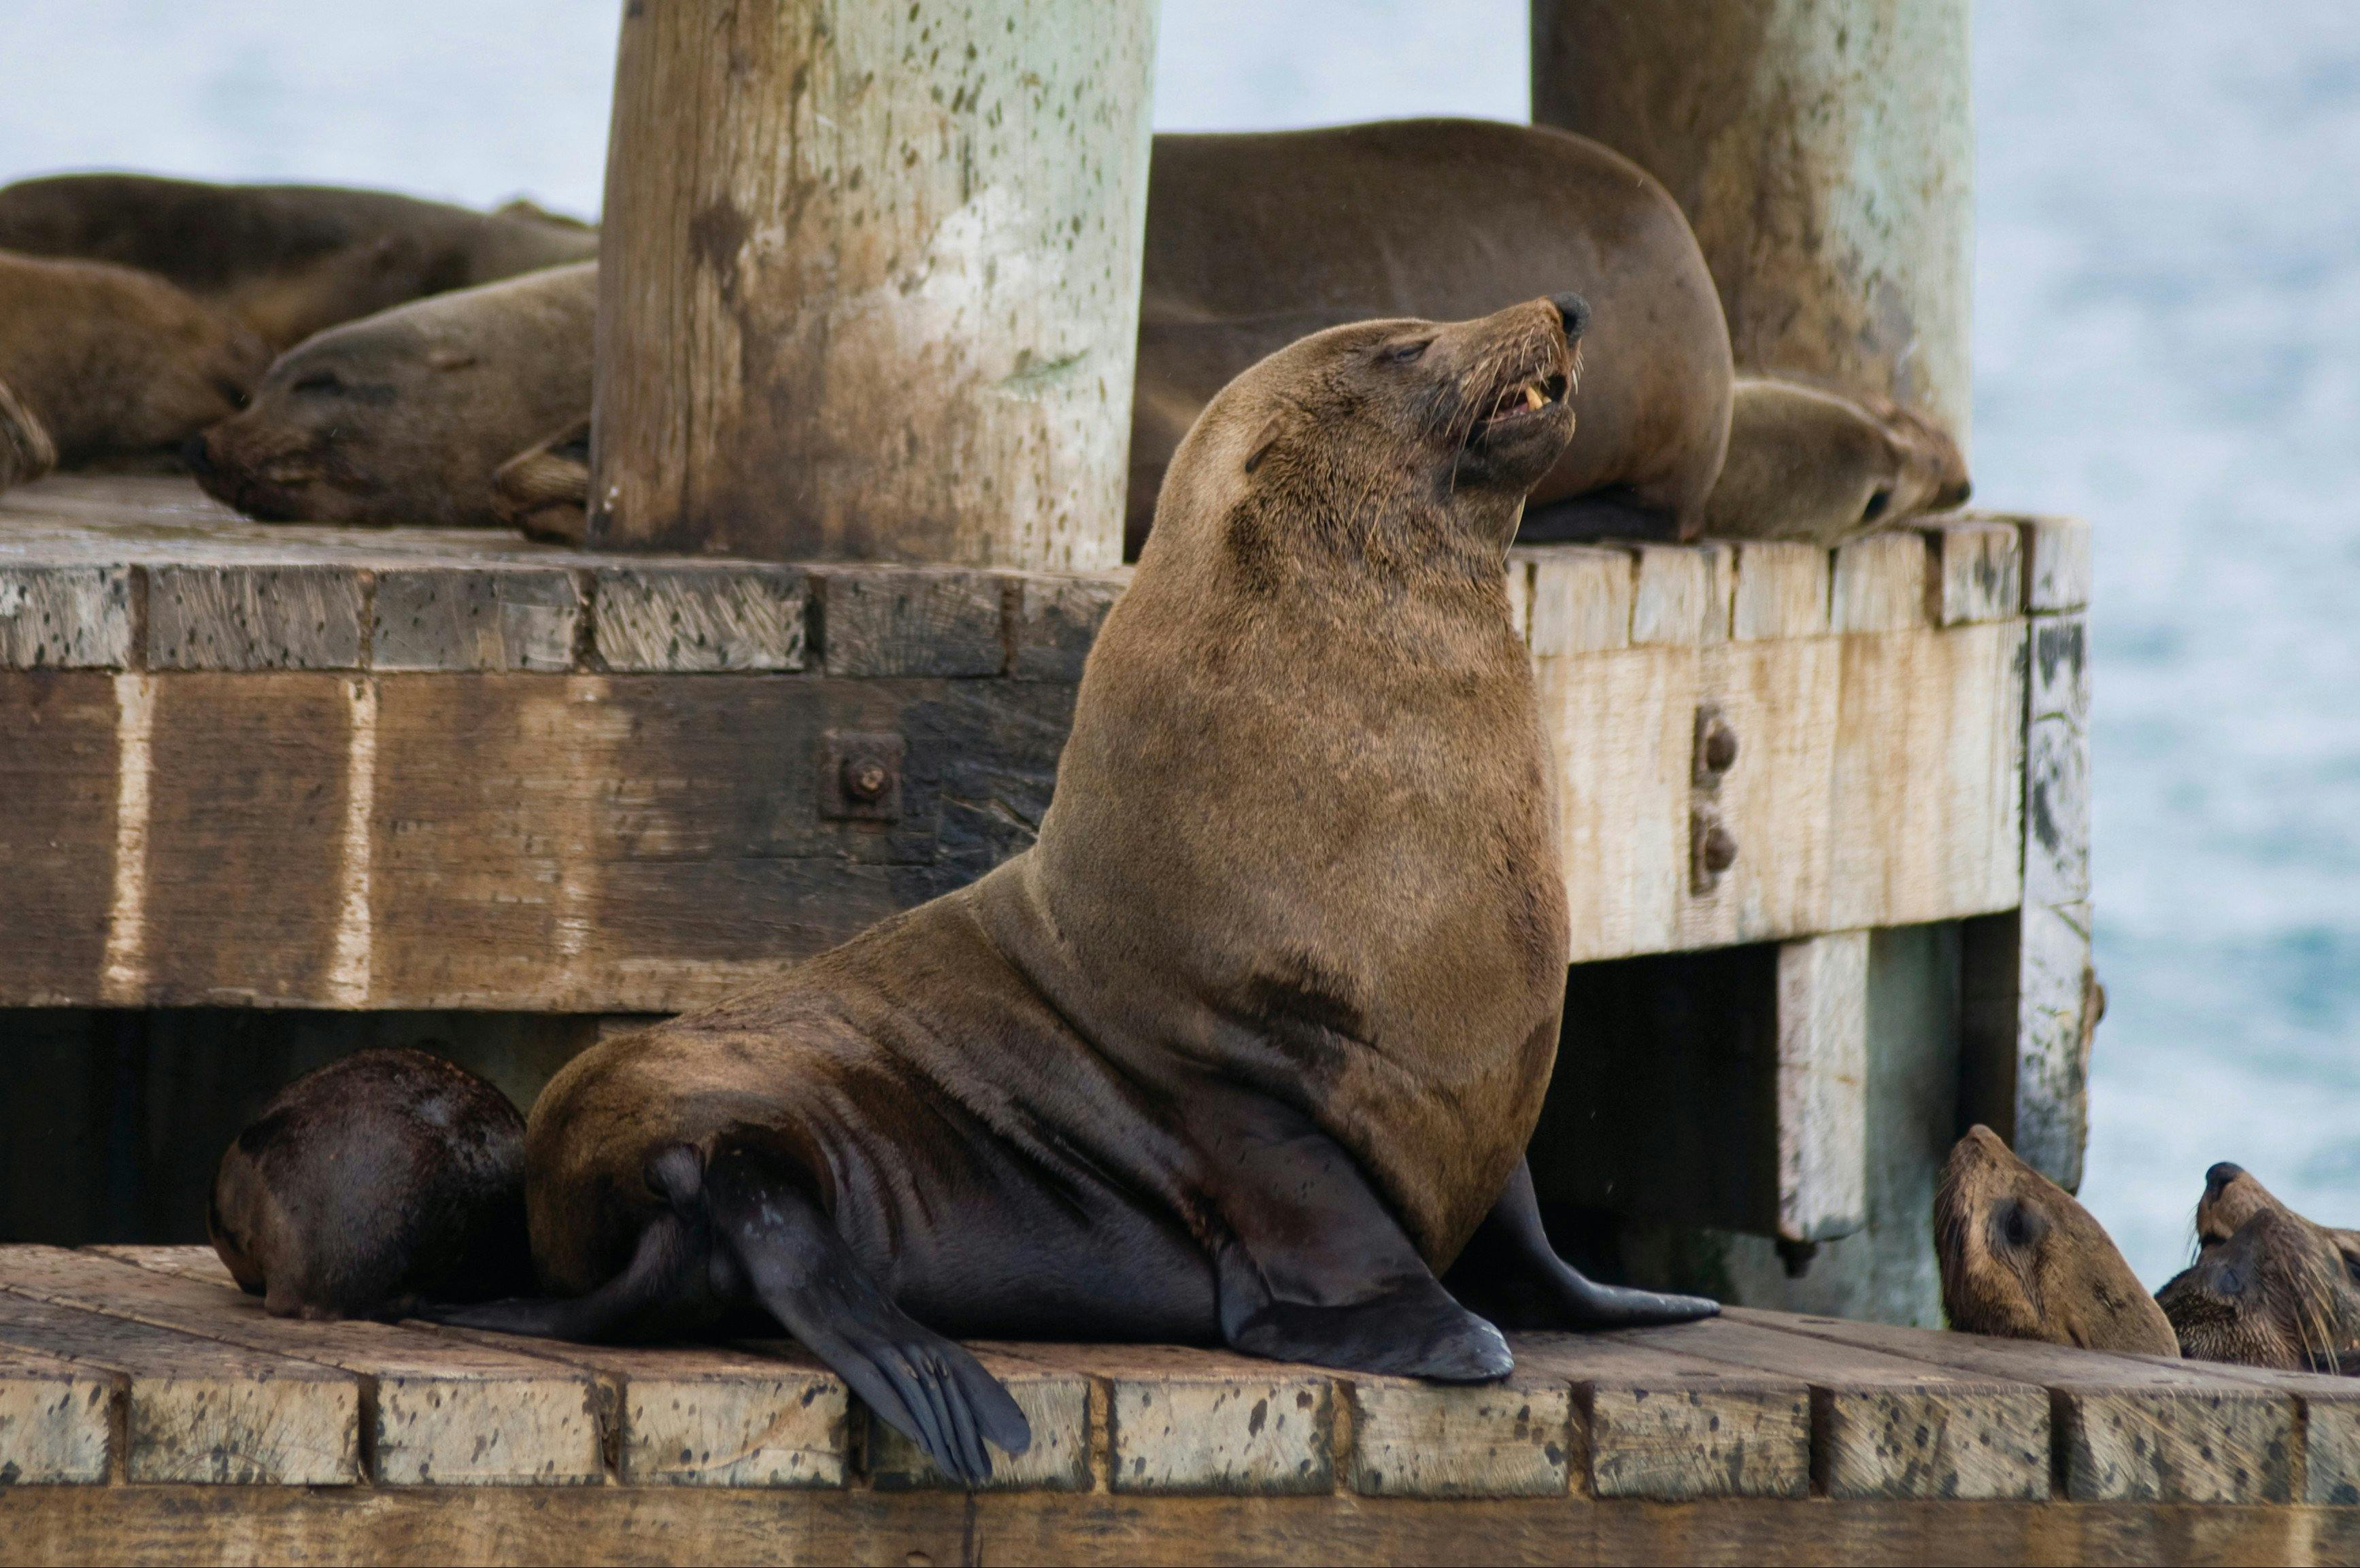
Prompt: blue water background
<box><xmin>4</xmin><ymin>0</ymin><xmax>2355</xmax><ymax>1288</ymax></box>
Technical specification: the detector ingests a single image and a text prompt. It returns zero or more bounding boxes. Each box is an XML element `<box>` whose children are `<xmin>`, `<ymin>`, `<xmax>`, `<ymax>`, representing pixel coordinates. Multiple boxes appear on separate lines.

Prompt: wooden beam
<box><xmin>590</xmin><ymin>0</ymin><xmax>1159</xmax><ymax>568</ymax></box>
<box><xmin>1774</xmin><ymin>931</ymin><xmax>1870</xmax><ymax>1244</ymax></box>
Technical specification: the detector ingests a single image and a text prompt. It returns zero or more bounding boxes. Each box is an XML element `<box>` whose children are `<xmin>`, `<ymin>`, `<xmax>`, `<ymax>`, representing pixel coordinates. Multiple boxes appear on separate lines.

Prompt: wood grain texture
<box><xmin>0</xmin><ymin>673</ymin><xmax>118</xmax><ymax>1003</ymax></box>
<box><xmin>590</xmin><ymin>0</ymin><xmax>1158</xmax><ymax>570</ymax></box>
<box><xmin>1925</xmin><ymin>519</ymin><xmax>2024</xmax><ymax>626</ymax></box>
<box><xmin>1730</xmin><ymin>541</ymin><xmax>1829</xmax><ymax>641</ymax></box>
<box><xmin>1513</xmin><ymin>1333</ymin><xmax>1810</xmax><ymax>1500</ymax></box>
<box><xmin>1344</xmin><ymin>1377</ymin><xmax>1572</xmax><ymax>1499</ymax></box>
<box><xmin>1095</xmin><ymin>1346</ymin><xmax>1334</xmax><ymax>1496</ymax></box>
<box><xmin>0</xmin><ymin>1342</ymin><xmax>113</xmax><ymax>1485</ymax></box>
<box><xmin>0</xmin><ymin>1291</ymin><xmax>357</xmax><ymax>1485</ymax></box>
<box><xmin>372</xmin><ymin>567</ymin><xmax>580</xmax><ymax>673</ymax></box>
<box><xmin>1775</xmin><ymin>931</ymin><xmax>1870</xmax><ymax>1243</ymax></box>
<box><xmin>1631</xmin><ymin>544</ymin><xmax>1727</xmax><ymax>646</ymax></box>
<box><xmin>1521</xmin><ymin>545</ymin><xmax>1635</xmax><ymax>656</ymax></box>
<box><xmin>145</xmin><ymin>565</ymin><xmax>365</xmax><ymax>671</ymax></box>
<box><xmin>2021</xmin><ymin>513</ymin><xmax>2093</xmax><ymax>613</ymax></box>
<box><xmin>873</xmin><ymin>1345</ymin><xmax>1092</xmax><ymax>1492</ymax></box>
<box><xmin>814</xmin><ymin>566</ymin><xmax>1005</xmax><ymax>677</ymax></box>
<box><xmin>0</xmin><ymin>565</ymin><xmax>132</xmax><ymax>668</ymax></box>
<box><xmin>591</xmin><ymin>566</ymin><xmax>805</xmax><ymax>674</ymax></box>
<box><xmin>0</xmin><ymin>1249</ymin><xmax>601</xmax><ymax>1486</ymax></box>
<box><xmin>1734</xmin><ymin>1309</ymin><xmax>2298</xmax><ymax>1503</ymax></box>
<box><xmin>1830</xmin><ymin>531</ymin><xmax>1930</xmax><ymax>634</ymax></box>
<box><xmin>1008</xmin><ymin>573</ymin><xmax>1128</xmax><ymax>682</ymax></box>
<box><xmin>1631</xmin><ymin>1316</ymin><xmax>2048</xmax><ymax>1500</ymax></box>
<box><xmin>2112</xmin><ymin>1354</ymin><xmax>2360</xmax><ymax>1506</ymax></box>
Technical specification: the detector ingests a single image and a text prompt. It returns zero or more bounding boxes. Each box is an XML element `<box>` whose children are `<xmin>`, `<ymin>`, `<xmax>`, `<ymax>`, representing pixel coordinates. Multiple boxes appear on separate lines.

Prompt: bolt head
<box><xmin>841</xmin><ymin>757</ymin><xmax>891</xmax><ymax>802</ymax></box>
<box><xmin>1701</xmin><ymin>825</ymin><xmax>1739</xmax><ymax>873</ymax></box>
<box><xmin>1702</xmin><ymin>723</ymin><xmax>1740</xmax><ymax>773</ymax></box>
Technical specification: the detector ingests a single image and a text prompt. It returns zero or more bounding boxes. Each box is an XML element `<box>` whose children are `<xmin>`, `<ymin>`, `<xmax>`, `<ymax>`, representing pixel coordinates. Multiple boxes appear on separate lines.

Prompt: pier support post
<box><xmin>590</xmin><ymin>1</ymin><xmax>1158</xmax><ymax>569</ymax></box>
<box><xmin>1531</xmin><ymin>0</ymin><xmax>1974</xmax><ymax>446</ymax></box>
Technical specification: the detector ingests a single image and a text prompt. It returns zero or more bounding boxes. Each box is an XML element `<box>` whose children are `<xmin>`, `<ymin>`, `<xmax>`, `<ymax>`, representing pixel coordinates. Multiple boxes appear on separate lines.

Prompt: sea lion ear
<box><xmin>1243</xmin><ymin>412</ymin><xmax>1287</xmax><ymax>476</ymax></box>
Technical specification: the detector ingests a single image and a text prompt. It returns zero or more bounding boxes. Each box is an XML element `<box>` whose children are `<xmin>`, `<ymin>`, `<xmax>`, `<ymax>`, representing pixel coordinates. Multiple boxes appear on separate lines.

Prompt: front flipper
<box><xmin>701</xmin><ymin>1129</ymin><xmax>1031</xmax><ymax>1488</ymax></box>
<box><xmin>1202</xmin><ymin>1091</ymin><xmax>1511</xmax><ymax>1382</ymax></box>
<box><xmin>1443</xmin><ymin>1159</ymin><xmax>1718</xmax><ymax>1329</ymax></box>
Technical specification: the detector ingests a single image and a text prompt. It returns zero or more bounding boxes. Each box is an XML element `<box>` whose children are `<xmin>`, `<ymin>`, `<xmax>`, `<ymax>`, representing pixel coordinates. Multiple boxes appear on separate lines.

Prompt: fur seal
<box><xmin>0</xmin><ymin>173</ymin><xmax>596</xmax><ymax>350</ymax></box>
<box><xmin>210</xmin><ymin>1047</ymin><xmax>533</xmax><ymax>1321</ymax></box>
<box><xmin>1700</xmin><ymin>377</ymin><xmax>1971</xmax><ymax>543</ymax></box>
<box><xmin>492</xmin><ymin>417</ymin><xmax>592</xmax><ymax>544</ymax></box>
<box><xmin>1935</xmin><ymin>1125</ymin><xmax>2179</xmax><ymax>1355</ymax></box>
<box><xmin>2159</xmin><ymin>1163</ymin><xmax>2360</xmax><ymax>1373</ymax></box>
<box><xmin>0</xmin><ymin>250</ymin><xmax>268</xmax><ymax>473</ymax></box>
<box><xmin>426</xmin><ymin>296</ymin><xmax>1711</xmax><ymax>1484</ymax></box>
<box><xmin>190</xmin><ymin>262</ymin><xmax>595</xmax><ymax>528</ymax></box>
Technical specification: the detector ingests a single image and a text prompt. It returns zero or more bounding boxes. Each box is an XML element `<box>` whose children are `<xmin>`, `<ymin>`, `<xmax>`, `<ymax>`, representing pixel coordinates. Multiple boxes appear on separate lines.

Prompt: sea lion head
<box><xmin>2157</xmin><ymin>1163</ymin><xmax>2360</xmax><ymax>1371</ymax></box>
<box><xmin>1936</xmin><ymin>1124</ymin><xmax>2179</xmax><ymax>1355</ymax></box>
<box><xmin>1147</xmin><ymin>293</ymin><xmax>1588</xmax><ymax>578</ymax></box>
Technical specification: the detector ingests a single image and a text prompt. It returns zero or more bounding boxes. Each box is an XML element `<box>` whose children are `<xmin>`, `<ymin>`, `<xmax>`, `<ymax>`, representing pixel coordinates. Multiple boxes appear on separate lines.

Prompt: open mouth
<box><xmin>1467</xmin><ymin>363</ymin><xmax>1574</xmax><ymax>444</ymax></box>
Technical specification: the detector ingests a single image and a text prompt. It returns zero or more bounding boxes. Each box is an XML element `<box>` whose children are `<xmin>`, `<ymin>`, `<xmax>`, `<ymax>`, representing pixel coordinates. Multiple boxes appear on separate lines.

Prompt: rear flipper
<box><xmin>1443</xmin><ymin>1159</ymin><xmax>1718</xmax><ymax>1329</ymax></box>
<box><xmin>701</xmin><ymin>1129</ymin><xmax>1030</xmax><ymax>1486</ymax></box>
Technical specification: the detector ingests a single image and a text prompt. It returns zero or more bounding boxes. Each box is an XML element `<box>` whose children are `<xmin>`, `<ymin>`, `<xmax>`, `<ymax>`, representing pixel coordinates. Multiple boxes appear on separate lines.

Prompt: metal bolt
<box><xmin>841</xmin><ymin>757</ymin><xmax>892</xmax><ymax>803</ymax></box>
<box><xmin>1700</xmin><ymin>825</ymin><xmax>1739</xmax><ymax>873</ymax></box>
<box><xmin>1702</xmin><ymin>722</ymin><xmax>1739</xmax><ymax>774</ymax></box>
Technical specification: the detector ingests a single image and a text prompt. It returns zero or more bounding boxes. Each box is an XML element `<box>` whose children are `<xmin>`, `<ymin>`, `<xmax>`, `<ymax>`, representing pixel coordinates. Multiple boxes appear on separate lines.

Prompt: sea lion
<box><xmin>2158</xmin><ymin>1163</ymin><xmax>2360</xmax><ymax>1373</ymax></box>
<box><xmin>0</xmin><ymin>173</ymin><xmax>596</xmax><ymax>350</ymax></box>
<box><xmin>190</xmin><ymin>262</ymin><xmax>595</xmax><ymax>528</ymax></box>
<box><xmin>492</xmin><ymin>417</ymin><xmax>592</xmax><ymax>544</ymax></box>
<box><xmin>1699</xmin><ymin>377</ymin><xmax>1972</xmax><ymax>543</ymax></box>
<box><xmin>429</xmin><ymin>296</ymin><xmax>1712</xmax><ymax>1484</ymax></box>
<box><xmin>210</xmin><ymin>1047</ymin><xmax>533</xmax><ymax>1321</ymax></box>
<box><xmin>1934</xmin><ymin>1125</ymin><xmax>2180</xmax><ymax>1355</ymax></box>
<box><xmin>0</xmin><ymin>375</ymin><xmax>56</xmax><ymax>490</ymax></box>
<box><xmin>0</xmin><ymin>250</ymin><xmax>268</xmax><ymax>473</ymax></box>
<box><xmin>1130</xmin><ymin>118</ymin><xmax>1732</xmax><ymax>556</ymax></box>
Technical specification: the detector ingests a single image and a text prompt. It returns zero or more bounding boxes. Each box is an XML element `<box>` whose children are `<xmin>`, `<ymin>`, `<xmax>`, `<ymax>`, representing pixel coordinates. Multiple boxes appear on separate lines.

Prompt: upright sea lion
<box><xmin>1132</xmin><ymin>120</ymin><xmax>1731</xmax><ymax>556</ymax></box>
<box><xmin>426</xmin><ymin>296</ymin><xmax>1711</xmax><ymax>1484</ymax></box>
<box><xmin>2159</xmin><ymin>1163</ymin><xmax>2360</xmax><ymax>1372</ymax></box>
<box><xmin>190</xmin><ymin>262</ymin><xmax>595</xmax><ymax>528</ymax></box>
<box><xmin>1700</xmin><ymin>378</ymin><xmax>1972</xmax><ymax>543</ymax></box>
<box><xmin>0</xmin><ymin>173</ymin><xmax>596</xmax><ymax>350</ymax></box>
<box><xmin>0</xmin><ymin>250</ymin><xmax>267</xmax><ymax>473</ymax></box>
<box><xmin>210</xmin><ymin>1047</ymin><xmax>533</xmax><ymax>1321</ymax></box>
<box><xmin>1935</xmin><ymin>1125</ymin><xmax>2180</xmax><ymax>1355</ymax></box>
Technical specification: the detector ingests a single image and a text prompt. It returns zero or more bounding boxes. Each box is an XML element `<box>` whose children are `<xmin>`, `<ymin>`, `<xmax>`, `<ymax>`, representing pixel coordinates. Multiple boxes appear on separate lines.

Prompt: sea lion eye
<box><xmin>1862</xmin><ymin>487</ymin><xmax>1892</xmax><ymax>522</ymax></box>
<box><xmin>1995</xmin><ymin>1201</ymin><xmax>2043</xmax><ymax>1250</ymax></box>
<box><xmin>1377</xmin><ymin>339</ymin><xmax>1432</xmax><ymax>366</ymax></box>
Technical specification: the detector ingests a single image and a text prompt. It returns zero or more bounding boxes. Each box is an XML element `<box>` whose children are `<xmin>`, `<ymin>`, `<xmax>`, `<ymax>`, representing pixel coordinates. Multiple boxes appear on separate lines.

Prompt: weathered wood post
<box><xmin>1531</xmin><ymin>0</ymin><xmax>1973</xmax><ymax>445</ymax></box>
<box><xmin>590</xmin><ymin>1</ymin><xmax>1159</xmax><ymax>570</ymax></box>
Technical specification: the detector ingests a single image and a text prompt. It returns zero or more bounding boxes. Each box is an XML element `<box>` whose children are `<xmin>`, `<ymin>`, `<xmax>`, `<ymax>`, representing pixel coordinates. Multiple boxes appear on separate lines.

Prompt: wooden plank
<box><xmin>1923</xmin><ymin>519</ymin><xmax>2023</xmax><ymax>626</ymax></box>
<box><xmin>371</xmin><ymin>566</ymin><xmax>581</xmax><ymax>672</ymax></box>
<box><xmin>2106</xmin><ymin>1354</ymin><xmax>2360</xmax><ymax>1506</ymax></box>
<box><xmin>1512</xmin><ymin>1332</ymin><xmax>1810</xmax><ymax>1500</ymax></box>
<box><xmin>1079</xmin><ymin>1344</ymin><xmax>1335</xmax><ymax>1496</ymax></box>
<box><xmin>1538</xmin><ymin>645</ymin><xmax>1696</xmax><ymax>961</ymax></box>
<box><xmin>1521</xmin><ymin>545</ymin><xmax>1633</xmax><ymax>656</ymax></box>
<box><xmin>813</xmin><ymin>566</ymin><xmax>1005</xmax><ymax>677</ymax></box>
<box><xmin>0</xmin><ymin>673</ymin><xmax>118</xmax><ymax>1003</ymax></box>
<box><xmin>145</xmin><ymin>564</ymin><xmax>366</xmax><ymax>670</ymax></box>
<box><xmin>1</xmin><ymin>1489</ymin><xmax>2357</xmax><ymax>1568</ymax></box>
<box><xmin>1826</xmin><ymin>621</ymin><xmax>2026</xmax><ymax>929</ymax></box>
<box><xmin>873</xmin><ymin>1344</ymin><xmax>1092</xmax><ymax>1492</ymax></box>
<box><xmin>591</xmin><ymin>564</ymin><xmax>805</xmax><ymax>673</ymax></box>
<box><xmin>1007</xmin><ymin>573</ymin><xmax>1127</xmax><ymax>682</ymax></box>
<box><xmin>1502</xmin><ymin>554</ymin><xmax>1533</xmax><ymax>645</ymax></box>
<box><xmin>1774</xmin><ymin>931</ymin><xmax>1870</xmax><ymax>1243</ymax></box>
<box><xmin>1730</xmin><ymin>541</ymin><xmax>1828</xmax><ymax>641</ymax></box>
<box><xmin>0</xmin><ymin>1248</ymin><xmax>602</xmax><ymax>1486</ymax></box>
<box><xmin>1732</xmin><ymin>1308</ymin><xmax>2297</xmax><ymax>1503</ymax></box>
<box><xmin>1627</xmin><ymin>1316</ymin><xmax>2048</xmax><ymax>1500</ymax></box>
<box><xmin>0</xmin><ymin>564</ymin><xmax>132</xmax><ymax>668</ymax></box>
<box><xmin>1630</xmin><ymin>545</ymin><xmax>1725</xmax><ymax>646</ymax></box>
<box><xmin>1830</xmin><ymin>530</ymin><xmax>1929</xmax><ymax>634</ymax></box>
<box><xmin>1343</xmin><ymin>1375</ymin><xmax>1572</xmax><ymax>1499</ymax></box>
<box><xmin>0</xmin><ymin>1341</ymin><xmax>114</xmax><ymax>1484</ymax></box>
<box><xmin>0</xmin><ymin>1290</ymin><xmax>357</xmax><ymax>1485</ymax></box>
<box><xmin>2019</xmin><ymin>513</ymin><xmax>2093</xmax><ymax>613</ymax></box>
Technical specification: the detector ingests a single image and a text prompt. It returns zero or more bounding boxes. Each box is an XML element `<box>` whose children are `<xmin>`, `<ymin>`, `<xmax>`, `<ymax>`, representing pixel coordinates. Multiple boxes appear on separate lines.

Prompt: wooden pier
<box><xmin>0</xmin><ymin>1242</ymin><xmax>2350</xmax><ymax>1565</ymax></box>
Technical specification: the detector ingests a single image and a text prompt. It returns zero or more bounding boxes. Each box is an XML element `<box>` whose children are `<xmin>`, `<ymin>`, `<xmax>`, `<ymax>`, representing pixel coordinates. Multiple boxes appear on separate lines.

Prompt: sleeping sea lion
<box><xmin>424</xmin><ymin>296</ymin><xmax>1712</xmax><ymax>1484</ymax></box>
<box><xmin>0</xmin><ymin>173</ymin><xmax>596</xmax><ymax>350</ymax></box>
<box><xmin>1700</xmin><ymin>377</ymin><xmax>1972</xmax><ymax>543</ymax></box>
<box><xmin>492</xmin><ymin>416</ymin><xmax>592</xmax><ymax>544</ymax></box>
<box><xmin>189</xmin><ymin>262</ymin><xmax>595</xmax><ymax>528</ymax></box>
<box><xmin>210</xmin><ymin>1047</ymin><xmax>533</xmax><ymax>1321</ymax></box>
<box><xmin>2159</xmin><ymin>1163</ymin><xmax>2360</xmax><ymax>1373</ymax></box>
<box><xmin>1935</xmin><ymin>1125</ymin><xmax>2180</xmax><ymax>1355</ymax></box>
<box><xmin>0</xmin><ymin>250</ymin><xmax>268</xmax><ymax>473</ymax></box>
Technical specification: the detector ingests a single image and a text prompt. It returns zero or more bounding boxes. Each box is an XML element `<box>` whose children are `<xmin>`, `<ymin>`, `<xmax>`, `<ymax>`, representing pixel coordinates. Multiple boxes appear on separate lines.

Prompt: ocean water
<box><xmin>3</xmin><ymin>1</ymin><xmax>2353</xmax><ymax>1289</ymax></box>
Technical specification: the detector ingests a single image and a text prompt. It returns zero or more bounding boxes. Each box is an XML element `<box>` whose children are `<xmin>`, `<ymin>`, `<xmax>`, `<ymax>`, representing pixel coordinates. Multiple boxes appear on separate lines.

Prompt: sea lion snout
<box><xmin>1547</xmin><ymin>292</ymin><xmax>1591</xmax><ymax>340</ymax></box>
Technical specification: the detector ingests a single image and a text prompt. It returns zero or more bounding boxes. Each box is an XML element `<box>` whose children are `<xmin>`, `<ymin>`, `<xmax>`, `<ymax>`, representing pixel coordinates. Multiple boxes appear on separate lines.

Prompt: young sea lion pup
<box><xmin>0</xmin><ymin>173</ymin><xmax>596</xmax><ymax>350</ymax></box>
<box><xmin>0</xmin><ymin>251</ymin><xmax>268</xmax><ymax>475</ymax></box>
<box><xmin>429</xmin><ymin>295</ymin><xmax>1713</xmax><ymax>1484</ymax></box>
<box><xmin>2159</xmin><ymin>1163</ymin><xmax>2360</xmax><ymax>1373</ymax></box>
<box><xmin>211</xmin><ymin>1048</ymin><xmax>534</xmax><ymax>1321</ymax></box>
<box><xmin>1935</xmin><ymin>1125</ymin><xmax>2179</xmax><ymax>1355</ymax></box>
<box><xmin>1699</xmin><ymin>378</ymin><xmax>1971</xmax><ymax>545</ymax></box>
<box><xmin>190</xmin><ymin>263</ymin><xmax>594</xmax><ymax>529</ymax></box>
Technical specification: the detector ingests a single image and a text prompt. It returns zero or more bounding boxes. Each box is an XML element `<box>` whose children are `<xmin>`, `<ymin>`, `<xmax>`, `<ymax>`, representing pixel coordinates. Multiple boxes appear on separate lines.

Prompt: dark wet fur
<box><xmin>2159</xmin><ymin>1165</ymin><xmax>2360</xmax><ymax>1373</ymax></box>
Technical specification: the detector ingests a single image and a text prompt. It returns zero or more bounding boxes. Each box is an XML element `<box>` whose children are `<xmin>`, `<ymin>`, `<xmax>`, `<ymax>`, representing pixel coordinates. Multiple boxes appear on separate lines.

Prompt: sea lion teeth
<box><xmin>1523</xmin><ymin>384</ymin><xmax>1545</xmax><ymax>409</ymax></box>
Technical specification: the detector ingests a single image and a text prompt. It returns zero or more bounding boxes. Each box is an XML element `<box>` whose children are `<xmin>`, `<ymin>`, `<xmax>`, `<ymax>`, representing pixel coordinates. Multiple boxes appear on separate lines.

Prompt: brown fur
<box><xmin>0</xmin><ymin>250</ymin><xmax>268</xmax><ymax>469</ymax></box>
<box><xmin>492</xmin><ymin>417</ymin><xmax>591</xmax><ymax>543</ymax></box>
<box><xmin>1936</xmin><ymin>1125</ymin><xmax>2179</xmax><ymax>1356</ymax></box>
<box><xmin>211</xmin><ymin>1047</ymin><xmax>533</xmax><ymax>1320</ymax></box>
<box><xmin>1701</xmin><ymin>377</ymin><xmax>1972</xmax><ymax>543</ymax></box>
<box><xmin>192</xmin><ymin>263</ymin><xmax>594</xmax><ymax>528</ymax></box>
<box><xmin>0</xmin><ymin>173</ymin><xmax>596</xmax><ymax>350</ymax></box>
<box><xmin>525</xmin><ymin>300</ymin><xmax>1577</xmax><ymax>1318</ymax></box>
<box><xmin>2160</xmin><ymin>1165</ymin><xmax>2360</xmax><ymax>1373</ymax></box>
<box><xmin>0</xmin><ymin>374</ymin><xmax>57</xmax><ymax>491</ymax></box>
